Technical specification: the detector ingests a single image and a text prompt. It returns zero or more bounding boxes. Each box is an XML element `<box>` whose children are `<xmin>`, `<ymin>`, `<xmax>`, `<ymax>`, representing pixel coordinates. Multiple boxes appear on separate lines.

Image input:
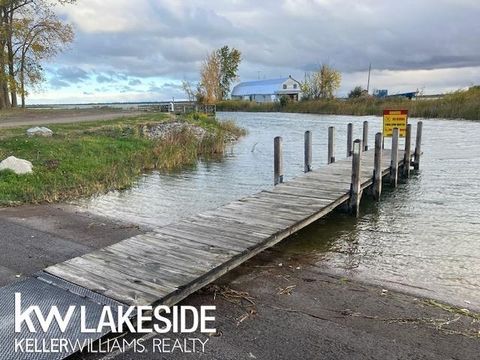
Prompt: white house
<box><xmin>231</xmin><ymin>76</ymin><xmax>302</xmax><ymax>103</ymax></box>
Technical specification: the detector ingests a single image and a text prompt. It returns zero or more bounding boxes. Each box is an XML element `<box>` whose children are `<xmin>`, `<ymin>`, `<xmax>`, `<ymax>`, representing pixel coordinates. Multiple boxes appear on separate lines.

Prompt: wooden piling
<box><xmin>349</xmin><ymin>139</ymin><xmax>362</xmax><ymax>216</ymax></box>
<box><xmin>373</xmin><ymin>132</ymin><xmax>383</xmax><ymax>200</ymax></box>
<box><xmin>274</xmin><ymin>136</ymin><xmax>284</xmax><ymax>185</ymax></box>
<box><xmin>304</xmin><ymin>131</ymin><xmax>312</xmax><ymax>173</ymax></box>
<box><xmin>328</xmin><ymin>126</ymin><xmax>335</xmax><ymax>164</ymax></box>
<box><xmin>362</xmin><ymin>121</ymin><xmax>369</xmax><ymax>151</ymax></box>
<box><xmin>403</xmin><ymin>124</ymin><xmax>412</xmax><ymax>178</ymax></box>
<box><xmin>390</xmin><ymin>128</ymin><xmax>399</xmax><ymax>187</ymax></box>
<box><xmin>414</xmin><ymin>121</ymin><xmax>423</xmax><ymax>170</ymax></box>
<box><xmin>347</xmin><ymin>123</ymin><xmax>353</xmax><ymax>157</ymax></box>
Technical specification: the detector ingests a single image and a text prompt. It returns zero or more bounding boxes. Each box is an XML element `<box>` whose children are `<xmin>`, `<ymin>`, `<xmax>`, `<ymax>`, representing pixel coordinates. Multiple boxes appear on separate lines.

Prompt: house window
<box><xmin>293</xmin><ymin>84</ymin><xmax>298</xmax><ymax>89</ymax></box>
<box><xmin>283</xmin><ymin>84</ymin><xmax>287</xmax><ymax>89</ymax></box>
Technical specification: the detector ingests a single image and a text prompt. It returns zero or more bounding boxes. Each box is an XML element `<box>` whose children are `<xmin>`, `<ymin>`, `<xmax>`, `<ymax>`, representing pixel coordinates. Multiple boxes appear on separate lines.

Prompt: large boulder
<box><xmin>0</xmin><ymin>156</ymin><xmax>33</xmax><ymax>175</ymax></box>
<box><xmin>26</xmin><ymin>126</ymin><xmax>53</xmax><ymax>137</ymax></box>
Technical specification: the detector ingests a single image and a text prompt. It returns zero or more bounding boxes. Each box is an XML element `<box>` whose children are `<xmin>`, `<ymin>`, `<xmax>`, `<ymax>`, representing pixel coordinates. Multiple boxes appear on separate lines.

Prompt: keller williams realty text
<box><xmin>15</xmin><ymin>337</ymin><xmax>209</xmax><ymax>354</ymax></box>
<box><xmin>14</xmin><ymin>293</ymin><xmax>216</xmax><ymax>334</ymax></box>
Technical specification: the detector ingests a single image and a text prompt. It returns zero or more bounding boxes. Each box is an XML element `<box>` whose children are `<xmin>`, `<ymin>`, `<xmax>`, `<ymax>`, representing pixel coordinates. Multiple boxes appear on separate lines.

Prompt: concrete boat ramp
<box><xmin>0</xmin><ymin>121</ymin><xmax>423</xmax><ymax>359</ymax></box>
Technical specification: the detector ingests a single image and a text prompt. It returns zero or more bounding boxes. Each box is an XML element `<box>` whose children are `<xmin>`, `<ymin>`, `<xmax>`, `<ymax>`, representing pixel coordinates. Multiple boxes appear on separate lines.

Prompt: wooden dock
<box><xmin>45</xmin><ymin>122</ymin><xmax>423</xmax><ymax>307</ymax></box>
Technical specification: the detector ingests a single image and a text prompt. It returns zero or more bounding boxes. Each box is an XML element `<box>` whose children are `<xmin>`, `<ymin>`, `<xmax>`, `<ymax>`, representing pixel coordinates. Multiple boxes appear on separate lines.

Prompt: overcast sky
<box><xmin>30</xmin><ymin>0</ymin><xmax>480</xmax><ymax>104</ymax></box>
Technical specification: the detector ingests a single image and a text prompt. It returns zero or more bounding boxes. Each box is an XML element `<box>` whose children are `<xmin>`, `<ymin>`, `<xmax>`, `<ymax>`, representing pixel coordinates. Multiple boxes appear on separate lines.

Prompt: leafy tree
<box><xmin>217</xmin><ymin>45</ymin><xmax>241</xmax><ymax>100</ymax></box>
<box><xmin>348</xmin><ymin>86</ymin><xmax>364</xmax><ymax>99</ymax></box>
<box><xmin>0</xmin><ymin>0</ymin><xmax>75</xmax><ymax>109</ymax></box>
<box><xmin>14</xmin><ymin>8</ymin><xmax>74</xmax><ymax>107</ymax></box>
<box><xmin>279</xmin><ymin>95</ymin><xmax>289</xmax><ymax>107</ymax></box>
<box><xmin>302</xmin><ymin>64</ymin><xmax>342</xmax><ymax>100</ymax></box>
<box><xmin>197</xmin><ymin>45</ymin><xmax>241</xmax><ymax>104</ymax></box>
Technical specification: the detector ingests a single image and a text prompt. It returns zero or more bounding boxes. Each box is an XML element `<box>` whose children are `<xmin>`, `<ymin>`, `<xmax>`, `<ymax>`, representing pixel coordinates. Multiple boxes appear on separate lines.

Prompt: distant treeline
<box><xmin>217</xmin><ymin>86</ymin><xmax>480</xmax><ymax>120</ymax></box>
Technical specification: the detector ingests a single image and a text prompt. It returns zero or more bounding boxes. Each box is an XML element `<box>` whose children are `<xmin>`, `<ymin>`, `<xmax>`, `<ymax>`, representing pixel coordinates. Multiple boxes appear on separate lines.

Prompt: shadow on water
<box><xmin>275</xmin><ymin>179</ymin><xmax>406</xmax><ymax>272</ymax></box>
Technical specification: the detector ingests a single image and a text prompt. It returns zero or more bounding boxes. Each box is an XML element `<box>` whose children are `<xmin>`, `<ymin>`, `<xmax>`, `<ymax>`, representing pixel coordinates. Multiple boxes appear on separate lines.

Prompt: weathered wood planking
<box><xmin>45</xmin><ymin>148</ymin><xmax>407</xmax><ymax>307</ymax></box>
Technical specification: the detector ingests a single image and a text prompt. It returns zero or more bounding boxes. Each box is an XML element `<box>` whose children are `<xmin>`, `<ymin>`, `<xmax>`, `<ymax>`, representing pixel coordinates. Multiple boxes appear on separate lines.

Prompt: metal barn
<box><xmin>231</xmin><ymin>76</ymin><xmax>302</xmax><ymax>102</ymax></box>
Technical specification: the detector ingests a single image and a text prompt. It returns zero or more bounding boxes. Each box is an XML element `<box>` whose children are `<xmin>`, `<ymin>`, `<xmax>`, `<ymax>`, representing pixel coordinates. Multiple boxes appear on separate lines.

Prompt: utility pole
<box><xmin>366</xmin><ymin>63</ymin><xmax>372</xmax><ymax>94</ymax></box>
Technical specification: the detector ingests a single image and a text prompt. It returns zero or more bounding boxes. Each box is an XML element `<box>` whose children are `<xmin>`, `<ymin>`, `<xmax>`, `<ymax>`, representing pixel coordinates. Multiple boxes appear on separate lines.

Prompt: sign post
<box><xmin>383</xmin><ymin>110</ymin><xmax>408</xmax><ymax>138</ymax></box>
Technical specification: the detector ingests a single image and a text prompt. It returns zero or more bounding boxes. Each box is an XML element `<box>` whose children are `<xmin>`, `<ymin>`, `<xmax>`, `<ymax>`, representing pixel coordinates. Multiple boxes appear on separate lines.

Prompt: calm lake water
<box><xmin>76</xmin><ymin>112</ymin><xmax>480</xmax><ymax>310</ymax></box>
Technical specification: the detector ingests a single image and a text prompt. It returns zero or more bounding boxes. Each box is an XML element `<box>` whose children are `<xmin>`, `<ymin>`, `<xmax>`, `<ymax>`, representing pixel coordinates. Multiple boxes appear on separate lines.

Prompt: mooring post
<box><xmin>347</xmin><ymin>123</ymin><xmax>353</xmax><ymax>157</ymax></box>
<box><xmin>328</xmin><ymin>126</ymin><xmax>335</xmax><ymax>164</ymax></box>
<box><xmin>349</xmin><ymin>139</ymin><xmax>362</xmax><ymax>217</ymax></box>
<box><xmin>414</xmin><ymin>121</ymin><xmax>423</xmax><ymax>170</ymax></box>
<box><xmin>390</xmin><ymin>128</ymin><xmax>399</xmax><ymax>187</ymax></box>
<box><xmin>373</xmin><ymin>132</ymin><xmax>383</xmax><ymax>200</ymax></box>
<box><xmin>362</xmin><ymin>121</ymin><xmax>369</xmax><ymax>151</ymax></box>
<box><xmin>403</xmin><ymin>124</ymin><xmax>412</xmax><ymax>178</ymax></box>
<box><xmin>274</xmin><ymin>136</ymin><xmax>284</xmax><ymax>185</ymax></box>
<box><xmin>304</xmin><ymin>131</ymin><xmax>312</xmax><ymax>172</ymax></box>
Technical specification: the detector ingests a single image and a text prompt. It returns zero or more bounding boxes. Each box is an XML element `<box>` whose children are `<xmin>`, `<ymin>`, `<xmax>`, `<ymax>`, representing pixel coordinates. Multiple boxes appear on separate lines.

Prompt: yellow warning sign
<box><xmin>383</xmin><ymin>110</ymin><xmax>408</xmax><ymax>137</ymax></box>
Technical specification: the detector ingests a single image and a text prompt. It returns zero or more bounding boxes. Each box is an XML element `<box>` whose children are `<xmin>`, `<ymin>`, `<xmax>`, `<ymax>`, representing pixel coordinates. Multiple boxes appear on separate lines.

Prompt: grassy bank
<box><xmin>217</xmin><ymin>86</ymin><xmax>480</xmax><ymax>120</ymax></box>
<box><xmin>0</xmin><ymin>113</ymin><xmax>245</xmax><ymax>205</ymax></box>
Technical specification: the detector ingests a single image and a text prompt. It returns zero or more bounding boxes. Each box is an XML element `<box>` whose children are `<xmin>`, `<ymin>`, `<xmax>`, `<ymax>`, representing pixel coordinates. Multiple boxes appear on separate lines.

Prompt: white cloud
<box><xmin>29</xmin><ymin>0</ymin><xmax>480</xmax><ymax>103</ymax></box>
<box><xmin>59</xmin><ymin>0</ymin><xmax>153</xmax><ymax>33</ymax></box>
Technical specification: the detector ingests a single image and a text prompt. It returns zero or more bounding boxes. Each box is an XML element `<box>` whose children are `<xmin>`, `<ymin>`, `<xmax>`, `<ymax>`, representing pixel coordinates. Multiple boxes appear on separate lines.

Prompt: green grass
<box><xmin>0</xmin><ymin>113</ymin><xmax>244</xmax><ymax>205</ymax></box>
<box><xmin>217</xmin><ymin>86</ymin><xmax>480</xmax><ymax>120</ymax></box>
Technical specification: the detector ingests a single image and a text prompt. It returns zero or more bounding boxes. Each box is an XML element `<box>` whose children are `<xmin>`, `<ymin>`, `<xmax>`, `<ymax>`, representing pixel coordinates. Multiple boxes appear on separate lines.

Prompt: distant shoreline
<box><xmin>216</xmin><ymin>87</ymin><xmax>480</xmax><ymax>121</ymax></box>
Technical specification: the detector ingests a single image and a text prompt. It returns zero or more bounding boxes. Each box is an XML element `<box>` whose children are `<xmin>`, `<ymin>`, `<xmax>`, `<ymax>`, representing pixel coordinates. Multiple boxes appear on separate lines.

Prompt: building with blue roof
<box><xmin>231</xmin><ymin>76</ymin><xmax>302</xmax><ymax>102</ymax></box>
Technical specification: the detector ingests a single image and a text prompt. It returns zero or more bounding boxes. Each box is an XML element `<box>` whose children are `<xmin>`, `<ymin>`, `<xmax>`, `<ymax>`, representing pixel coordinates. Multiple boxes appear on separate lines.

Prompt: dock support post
<box><xmin>349</xmin><ymin>139</ymin><xmax>362</xmax><ymax>217</ymax></box>
<box><xmin>362</xmin><ymin>121</ymin><xmax>369</xmax><ymax>151</ymax></box>
<box><xmin>328</xmin><ymin>126</ymin><xmax>335</xmax><ymax>164</ymax></box>
<box><xmin>403</xmin><ymin>124</ymin><xmax>412</xmax><ymax>178</ymax></box>
<box><xmin>373</xmin><ymin>132</ymin><xmax>383</xmax><ymax>200</ymax></box>
<box><xmin>414</xmin><ymin>121</ymin><xmax>423</xmax><ymax>170</ymax></box>
<box><xmin>304</xmin><ymin>131</ymin><xmax>312</xmax><ymax>172</ymax></box>
<box><xmin>274</xmin><ymin>136</ymin><xmax>284</xmax><ymax>185</ymax></box>
<box><xmin>390</xmin><ymin>128</ymin><xmax>399</xmax><ymax>187</ymax></box>
<box><xmin>347</xmin><ymin>123</ymin><xmax>353</xmax><ymax>157</ymax></box>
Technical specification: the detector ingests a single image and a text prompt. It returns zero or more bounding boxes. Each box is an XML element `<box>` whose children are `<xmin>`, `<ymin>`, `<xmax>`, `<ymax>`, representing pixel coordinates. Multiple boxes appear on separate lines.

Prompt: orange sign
<box><xmin>383</xmin><ymin>110</ymin><xmax>408</xmax><ymax>137</ymax></box>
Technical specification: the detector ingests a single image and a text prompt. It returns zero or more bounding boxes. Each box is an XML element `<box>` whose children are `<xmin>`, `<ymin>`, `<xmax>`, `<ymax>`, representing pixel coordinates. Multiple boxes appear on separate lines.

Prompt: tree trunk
<box><xmin>3</xmin><ymin>82</ymin><xmax>11</xmax><ymax>108</ymax></box>
<box><xmin>7</xmin><ymin>8</ymin><xmax>17</xmax><ymax>107</ymax></box>
<box><xmin>20</xmin><ymin>54</ymin><xmax>25</xmax><ymax>108</ymax></box>
<box><xmin>0</xmin><ymin>83</ymin><xmax>6</xmax><ymax>109</ymax></box>
<box><xmin>0</xmin><ymin>8</ymin><xmax>10</xmax><ymax>109</ymax></box>
<box><xmin>0</xmin><ymin>59</ymin><xmax>11</xmax><ymax>109</ymax></box>
<box><xmin>8</xmin><ymin>51</ymin><xmax>17</xmax><ymax>107</ymax></box>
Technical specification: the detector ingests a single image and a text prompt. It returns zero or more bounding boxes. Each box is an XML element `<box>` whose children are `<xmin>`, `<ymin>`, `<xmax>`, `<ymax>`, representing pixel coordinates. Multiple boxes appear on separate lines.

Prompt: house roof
<box><xmin>231</xmin><ymin>78</ymin><xmax>293</xmax><ymax>96</ymax></box>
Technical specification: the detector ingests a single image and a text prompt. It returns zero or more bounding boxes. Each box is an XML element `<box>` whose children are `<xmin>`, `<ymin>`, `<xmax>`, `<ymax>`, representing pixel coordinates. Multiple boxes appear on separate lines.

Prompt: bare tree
<box><xmin>181</xmin><ymin>80</ymin><xmax>196</xmax><ymax>102</ymax></box>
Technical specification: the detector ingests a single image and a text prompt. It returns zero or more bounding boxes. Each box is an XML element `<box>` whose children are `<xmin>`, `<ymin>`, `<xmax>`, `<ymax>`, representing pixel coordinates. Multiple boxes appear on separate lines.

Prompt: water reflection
<box><xmin>76</xmin><ymin>112</ymin><xmax>480</xmax><ymax>310</ymax></box>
